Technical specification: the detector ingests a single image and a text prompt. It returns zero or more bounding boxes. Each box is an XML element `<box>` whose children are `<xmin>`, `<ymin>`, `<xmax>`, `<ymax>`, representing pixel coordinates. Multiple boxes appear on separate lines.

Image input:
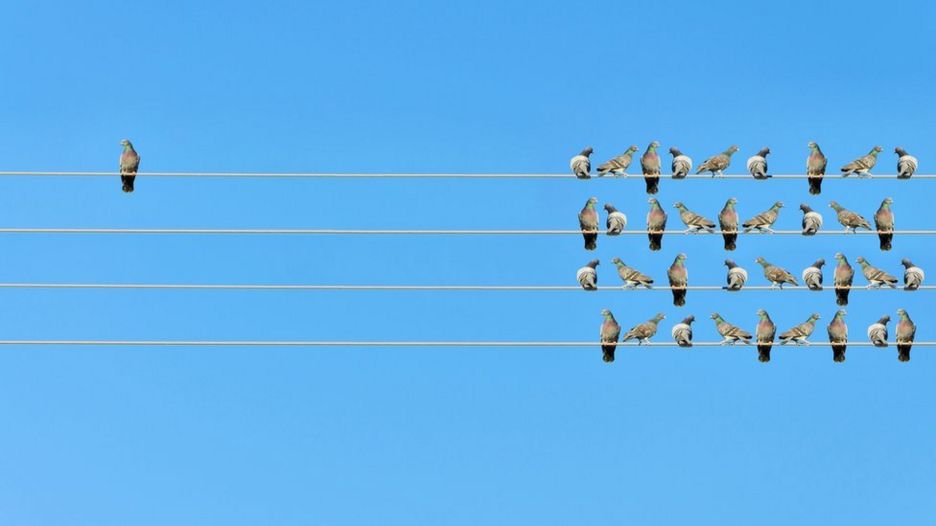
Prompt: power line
<box><xmin>0</xmin><ymin>340</ymin><xmax>929</xmax><ymax>347</ymax></box>
<box><xmin>0</xmin><ymin>228</ymin><xmax>932</xmax><ymax>236</ymax></box>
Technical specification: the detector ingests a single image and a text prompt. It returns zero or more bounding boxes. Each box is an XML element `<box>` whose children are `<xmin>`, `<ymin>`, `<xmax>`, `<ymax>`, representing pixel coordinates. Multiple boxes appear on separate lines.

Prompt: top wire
<box><xmin>0</xmin><ymin>171</ymin><xmax>932</xmax><ymax>179</ymax></box>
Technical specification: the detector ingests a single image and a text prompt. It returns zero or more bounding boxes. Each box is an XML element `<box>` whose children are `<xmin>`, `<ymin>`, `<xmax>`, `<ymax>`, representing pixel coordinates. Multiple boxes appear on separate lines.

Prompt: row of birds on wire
<box><xmin>598</xmin><ymin>308</ymin><xmax>917</xmax><ymax>364</ymax></box>
<box><xmin>569</xmin><ymin>143</ymin><xmax>919</xmax><ymax>194</ymax></box>
<box><xmin>578</xmin><ymin>197</ymin><xmax>897</xmax><ymax>251</ymax></box>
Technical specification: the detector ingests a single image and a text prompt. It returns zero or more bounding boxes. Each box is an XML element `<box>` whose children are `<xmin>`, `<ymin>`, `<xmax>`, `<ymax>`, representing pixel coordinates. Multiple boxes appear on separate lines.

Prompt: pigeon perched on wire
<box><xmin>668</xmin><ymin>253</ymin><xmax>688</xmax><ymax>306</ymax></box>
<box><xmin>570</xmin><ymin>147</ymin><xmax>593</xmax><ymax>179</ymax></box>
<box><xmin>711</xmin><ymin>313</ymin><xmax>752</xmax><ymax>345</ymax></box>
<box><xmin>600</xmin><ymin>309</ymin><xmax>621</xmax><ymax>363</ymax></box>
<box><xmin>896</xmin><ymin>308</ymin><xmax>916</xmax><ymax>362</ymax></box>
<box><xmin>867</xmin><ymin>315</ymin><xmax>890</xmax><ymax>348</ymax></box>
<box><xmin>604</xmin><ymin>203</ymin><xmax>628</xmax><ymax>235</ymax></box>
<box><xmin>622</xmin><ymin>313</ymin><xmax>666</xmax><ymax>345</ymax></box>
<box><xmin>746</xmin><ymin>148</ymin><xmax>771</xmax><ymax>179</ymax></box>
<box><xmin>779</xmin><ymin>313</ymin><xmax>820</xmax><ymax>345</ymax></box>
<box><xmin>802</xmin><ymin>259</ymin><xmax>825</xmax><ymax>291</ymax></box>
<box><xmin>856</xmin><ymin>256</ymin><xmax>898</xmax><ymax>288</ymax></box>
<box><xmin>755</xmin><ymin>309</ymin><xmax>776</xmax><ymax>362</ymax></box>
<box><xmin>755</xmin><ymin>257</ymin><xmax>798</xmax><ymax>288</ymax></box>
<box><xmin>743</xmin><ymin>201</ymin><xmax>783</xmax><ymax>233</ymax></box>
<box><xmin>646</xmin><ymin>197</ymin><xmax>667</xmax><ymax>251</ymax></box>
<box><xmin>578</xmin><ymin>197</ymin><xmax>599</xmax><ymax>250</ymax></box>
<box><xmin>697</xmin><ymin>145</ymin><xmax>740</xmax><ymax>177</ymax></box>
<box><xmin>669</xmin><ymin>147</ymin><xmax>693</xmax><ymax>179</ymax></box>
<box><xmin>119</xmin><ymin>139</ymin><xmax>140</xmax><ymax>193</ymax></box>
<box><xmin>719</xmin><ymin>197</ymin><xmax>739</xmax><ymax>251</ymax></box>
<box><xmin>641</xmin><ymin>141</ymin><xmax>662</xmax><ymax>194</ymax></box>
<box><xmin>576</xmin><ymin>259</ymin><xmax>599</xmax><ymax>291</ymax></box>
<box><xmin>799</xmin><ymin>203</ymin><xmax>823</xmax><ymax>236</ymax></box>
<box><xmin>895</xmin><ymin>147</ymin><xmax>918</xmax><ymax>179</ymax></box>
<box><xmin>829</xmin><ymin>201</ymin><xmax>872</xmax><ymax>233</ymax></box>
<box><xmin>827</xmin><ymin>309</ymin><xmax>849</xmax><ymax>363</ymax></box>
<box><xmin>671</xmin><ymin>315</ymin><xmax>695</xmax><ymax>348</ymax></box>
<box><xmin>597</xmin><ymin>146</ymin><xmax>638</xmax><ymax>177</ymax></box>
<box><xmin>901</xmin><ymin>259</ymin><xmax>925</xmax><ymax>291</ymax></box>
<box><xmin>874</xmin><ymin>197</ymin><xmax>894</xmax><ymax>251</ymax></box>
<box><xmin>674</xmin><ymin>202</ymin><xmax>716</xmax><ymax>233</ymax></box>
<box><xmin>841</xmin><ymin>146</ymin><xmax>883</xmax><ymax>177</ymax></box>
<box><xmin>806</xmin><ymin>141</ymin><xmax>827</xmax><ymax>195</ymax></box>
<box><xmin>611</xmin><ymin>257</ymin><xmax>654</xmax><ymax>288</ymax></box>
<box><xmin>833</xmin><ymin>253</ymin><xmax>854</xmax><ymax>306</ymax></box>
<box><xmin>723</xmin><ymin>259</ymin><xmax>748</xmax><ymax>291</ymax></box>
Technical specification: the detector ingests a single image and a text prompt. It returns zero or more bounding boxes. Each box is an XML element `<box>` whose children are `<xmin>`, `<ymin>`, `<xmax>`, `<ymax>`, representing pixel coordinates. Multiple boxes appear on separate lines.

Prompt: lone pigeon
<box><xmin>622</xmin><ymin>313</ymin><xmax>666</xmax><ymax>345</ymax></box>
<box><xmin>674</xmin><ymin>202</ymin><xmax>716</xmax><ymax>233</ymax></box>
<box><xmin>867</xmin><ymin>315</ymin><xmax>890</xmax><ymax>348</ymax></box>
<box><xmin>806</xmin><ymin>141</ymin><xmax>827</xmax><ymax>195</ymax></box>
<box><xmin>646</xmin><ymin>198</ymin><xmax>667</xmax><ymax>251</ymax></box>
<box><xmin>833</xmin><ymin>253</ymin><xmax>854</xmax><ymax>306</ymax></box>
<box><xmin>841</xmin><ymin>146</ymin><xmax>883</xmax><ymax>177</ymax></box>
<box><xmin>668</xmin><ymin>253</ymin><xmax>688</xmax><ymax>306</ymax></box>
<box><xmin>895</xmin><ymin>147</ymin><xmax>918</xmax><ymax>179</ymax></box>
<box><xmin>827</xmin><ymin>309</ymin><xmax>849</xmax><ymax>363</ymax></box>
<box><xmin>669</xmin><ymin>147</ymin><xmax>693</xmax><ymax>179</ymax></box>
<box><xmin>779</xmin><ymin>313</ymin><xmax>820</xmax><ymax>345</ymax></box>
<box><xmin>570</xmin><ymin>147</ymin><xmax>593</xmax><ymax>179</ymax></box>
<box><xmin>697</xmin><ymin>145</ymin><xmax>740</xmax><ymax>177</ymax></box>
<box><xmin>611</xmin><ymin>257</ymin><xmax>653</xmax><ymax>288</ymax></box>
<box><xmin>671</xmin><ymin>315</ymin><xmax>695</xmax><ymax>348</ymax></box>
<box><xmin>576</xmin><ymin>259</ymin><xmax>599</xmax><ymax>291</ymax></box>
<box><xmin>856</xmin><ymin>256</ymin><xmax>898</xmax><ymax>288</ymax></box>
<box><xmin>799</xmin><ymin>203</ymin><xmax>823</xmax><ymax>236</ymax></box>
<box><xmin>119</xmin><ymin>139</ymin><xmax>140</xmax><ymax>193</ymax></box>
<box><xmin>604</xmin><ymin>203</ymin><xmax>628</xmax><ymax>235</ymax></box>
<box><xmin>719</xmin><ymin>197</ymin><xmax>739</xmax><ymax>250</ymax></box>
<box><xmin>829</xmin><ymin>201</ymin><xmax>872</xmax><ymax>233</ymax></box>
<box><xmin>755</xmin><ymin>257</ymin><xmax>798</xmax><ymax>288</ymax></box>
<box><xmin>874</xmin><ymin>197</ymin><xmax>894</xmax><ymax>251</ymax></box>
<box><xmin>597</xmin><ymin>145</ymin><xmax>638</xmax><ymax>177</ymax></box>
<box><xmin>743</xmin><ymin>201</ymin><xmax>783</xmax><ymax>233</ymax></box>
<box><xmin>755</xmin><ymin>309</ymin><xmax>776</xmax><ymax>362</ymax></box>
<box><xmin>724</xmin><ymin>259</ymin><xmax>748</xmax><ymax>291</ymax></box>
<box><xmin>747</xmin><ymin>147</ymin><xmax>771</xmax><ymax>179</ymax></box>
<box><xmin>600</xmin><ymin>309</ymin><xmax>621</xmax><ymax>363</ymax></box>
<box><xmin>578</xmin><ymin>197</ymin><xmax>599</xmax><ymax>250</ymax></box>
<box><xmin>896</xmin><ymin>308</ymin><xmax>916</xmax><ymax>362</ymax></box>
<box><xmin>901</xmin><ymin>258</ymin><xmax>925</xmax><ymax>291</ymax></box>
<box><xmin>802</xmin><ymin>259</ymin><xmax>825</xmax><ymax>291</ymax></box>
<box><xmin>711</xmin><ymin>312</ymin><xmax>752</xmax><ymax>345</ymax></box>
<box><xmin>641</xmin><ymin>141</ymin><xmax>662</xmax><ymax>194</ymax></box>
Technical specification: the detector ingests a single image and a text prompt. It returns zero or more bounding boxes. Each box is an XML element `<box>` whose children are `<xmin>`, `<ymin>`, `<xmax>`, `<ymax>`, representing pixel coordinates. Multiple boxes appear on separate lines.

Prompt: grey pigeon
<box><xmin>646</xmin><ymin>197</ymin><xmax>667</xmax><ymax>251</ymax></box>
<box><xmin>779</xmin><ymin>313</ymin><xmax>820</xmax><ymax>345</ymax></box>
<box><xmin>841</xmin><ymin>146</ymin><xmax>883</xmax><ymax>177</ymax></box>
<box><xmin>668</xmin><ymin>253</ymin><xmax>688</xmax><ymax>307</ymax></box>
<box><xmin>674</xmin><ymin>202</ymin><xmax>716</xmax><ymax>233</ymax></box>
<box><xmin>641</xmin><ymin>141</ymin><xmax>662</xmax><ymax>194</ymax></box>
<box><xmin>896</xmin><ymin>308</ymin><xmax>916</xmax><ymax>362</ymax></box>
<box><xmin>827</xmin><ymin>309</ymin><xmax>849</xmax><ymax>363</ymax></box>
<box><xmin>597</xmin><ymin>146</ymin><xmax>638</xmax><ymax>177</ymax></box>
<box><xmin>829</xmin><ymin>201</ymin><xmax>872</xmax><ymax>233</ymax></box>
<box><xmin>119</xmin><ymin>139</ymin><xmax>140</xmax><ymax>193</ymax></box>
<box><xmin>901</xmin><ymin>259</ymin><xmax>925</xmax><ymax>291</ymax></box>
<box><xmin>874</xmin><ymin>197</ymin><xmax>894</xmax><ymax>251</ymax></box>
<box><xmin>867</xmin><ymin>315</ymin><xmax>890</xmax><ymax>348</ymax></box>
<box><xmin>697</xmin><ymin>145</ymin><xmax>740</xmax><ymax>177</ymax></box>
<box><xmin>600</xmin><ymin>309</ymin><xmax>621</xmax><ymax>363</ymax></box>
<box><xmin>723</xmin><ymin>259</ymin><xmax>748</xmax><ymax>291</ymax></box>
<box><xmin>799</xmin><ymin>203</ymin><xmax>823</xmax><ymax>236</ymax></box>
<box><xmin>895</xmin><ymin>147</ymin><xmax>918</xmax><ymax>179</ymax></box>
<box><xmin>711</xmin><ymin>312</ymin><xmax>752</xmax><ymax>344</ymax></box>
<box><xmin>570</xmin><ymin>147</ymin><xmax>593</xmax><ymax>179</ymax></box>
<box><xmin>576</xmin><ymin>259</ymin><xmax>599</xmax><ymax>291</ymax></box>
<box><xmin>746</xmin><ymin>148</ymin><xmax>771</xmax><ymax>179</ymax></box>
<box><xmin>802</xmin><ymin>259</ymin><xmax>825</xmax><ymax>291</ymax></box>
<box><xmin>604</xmin><ymin>203</ymin><xmax>628</xmax><ymax>235</ymax></box>
<box><xmin>719</xmin><ymin>197</ymin><xmax>739</xmax><ymax>251</ymax></box>
<box><xmin>669</xmin><ymin>147</ymin><xmax>693</xmax><ymax>179</ymax></box>
<box><xmin>856</xmin><ymin>256</ymin><xmax>898</xmax><ymax>288</ymax></box>
<box><xmin>807</xmin><ymin>141</ymin><xmax>827</xmax><ymax>195</ymax></box>
<box><xmin>743</xmin><ymin>201</ymin><xmax>783</xmax><ymax>233</ymax></box>
<box><xmin>611</xmin><ymin>257</ymin><xmax>653</xmax><ymax>288</ymax></box>
<box><xmin>755</xmin><ymin>309</ymin><xmax>776</xmax><ymax>362</ymax></box>
<box><xmin>578</xmin><ymin>197</ymin><xmax>599</xmax><ymax>250</ymax></box>
<box><xmin>622</xmin><ymin>313</ymin><xmax>665</xmax><ymax>345</ymax></box>
<box><xmin>671</xmin><ymin>315</ymin><xmax>695</xmax><ymax>348</ymax></box>
<box><xmin>833</xmin><ymin>252</ymin><xmax>854</xmax><ymax>306</ymax></box>
<box><xmin>755</xmin><ymin>257</ymin><xmax>798</xmax><ymax>288</ymax></box>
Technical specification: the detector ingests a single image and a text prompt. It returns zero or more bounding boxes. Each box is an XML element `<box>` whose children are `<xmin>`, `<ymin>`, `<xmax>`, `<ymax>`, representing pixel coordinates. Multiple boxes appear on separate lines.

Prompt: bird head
<box><xmin>673</xmin><ymin>201</ymin><xmax>685</xmax><ymax>210</ymax></box>
<box><xmin>120</xmin><ymin>139</ymin><xmax>133</xmax><ymax>148</ymax></box>
<box><xmin>895</xmin><ymin>146</ymin><xmax>907</xmax><ymax>156</ymax></box>
<box><xmin>586</xmin><ymin>196</ymin><xmax>598</xmax><ymax>206</ymax></box>
<box><xmin>755</xmin><ymin>256</ymin><xmax>767</xmax><ymax>266</ymax></box>
<box><xmin>772</xmin><ymin>201</ymin><xmax>784</xmax><ymax>209</ymax></box>
<box><xmin>810</xmin><ymin>313</ymin><xmax>821</xmax><ymax>321</ymax></box>
<box><xmin>611</xmin><ymin>257</ymin><xmax>623</xmax><ymax>265</ymax></box>
<box><xmin>897</xmin><ymin>308</ymin><xmax>909</xmax><ymax>319</ymax></box>
<box><xmin>757</xmin><ymin>147</ymin><xmax>771</xmax><ymax>157</ymax></box>
<box><xmin>669</xmin><ymin>146</ymin><xmax>682</xmax><ymax>156</ymax></box>
<box><xmin>581</xmin><ymin>147</ymin><xmax>593</xmax><ymax>156</ymax></box>
<box><xmin>879</xmin><ymin>315</ymin><xmax>891</xmax><ymax>324</ymax></box>
<box><xmin>871</xmin><ymin>146</ymin><xmax>883</xmax><ymax>154</ymax></box>
<box><xmin>724</xmin><ymin>259</ymin><xmax>736</xmax><ymax>268</ymax></box>
<box><xmin>647</xmin><ymin>197</ymin><xmax>659</xmax><ymax>207</ymax></box>
<box><xmin>856</xmin><ymin>256</ymin><xmax>868</xmax><ymax>266</ymax></box>
<box><xmin>725</xmin><ymin>145</ymin><xmax>740</xmax><ymax>155</ymax></box>
<box><xmin>756</xmin><ymin>309</ymin><xmax>768</xmax><ymax>318</ymax></box>
<box><xmin>836</xmin><ymin>309</ymin><xmax>847</xmax><ymax>319</ymax></box>
<box><xmin>814</xmin><ymin>258</ymin><xmax>826</xmax><ymax>268</ymax></box>
<box><xmin>901</xmin><ymin>258</ymin><xmax>914</xmax><ymax>268</ymax></box>
<box><xmin>829</xmin><ymin>201</ymin><xmax>842</xmax><ymax>211</ymax></box>
<box><xmin>587</xmin><ymin>259</ymin><xmax>600</xmax><ymax>268</ymax></box>
<box><xmin>807</xmin><ymin>141</ymin><xmax>819</xmax><ymax>150</ymax></box>
<box><xmin>627</xmin><ymin>145</ymin><xmax>638</xmax><ymax>153</ymax></box>
<box><xmin>725</xmin><ymin>197</ymin><xmax>737</xmax><ymax>206</ymax></box>
<box><xmin>881</xmin><ymin>197</ymin><xmax>893</xmax><ymax>206</ymax></box>
<box><xmin>799</xmin><ymin>203</ymin><xmax>812</xmax><ymax>213</ymax></box>
<box><xmin>710</xmin><ymin>312</ymin><xmax>721</xmax><ymax>321</ymax></box>
<box><xmin>674</xmin><ymin>253</ymin><xmax>687</xmax><ymax>263</ymax></box>
<box><xmin>834</xmin><ymin>252</ymin><xmax>847</xmax><ymax>263</ymax></box>
<box><xmin>603</xmin><ymin>203</ymin><xmax>616</xmax><ymax>213</ymax></box>
<box><xmin>683</xmin><ymin>315</ymin><xmax>696</xmax><ymax>325</ymax></box>
<box><xmin>601</xmin><ymin>308</ymin><xmax>613</xmax><ymax>318</ymax></box>
<box><xmin>653</xmin><ymin>313</ymin><xmax>666</xmax><ymax>322</ymax></box>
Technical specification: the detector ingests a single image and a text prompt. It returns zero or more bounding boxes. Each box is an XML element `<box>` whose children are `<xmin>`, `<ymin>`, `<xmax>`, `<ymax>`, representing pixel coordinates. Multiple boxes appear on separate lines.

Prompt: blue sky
<box><xmin>1</xmin><ymin>0</ymin><xmax>935</xmax><ymax>524</ymax></box>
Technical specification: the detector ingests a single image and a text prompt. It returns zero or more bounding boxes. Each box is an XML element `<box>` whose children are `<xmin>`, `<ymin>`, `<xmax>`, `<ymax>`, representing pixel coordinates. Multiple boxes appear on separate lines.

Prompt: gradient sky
<box><xmin>1</xmin><ymin>1</ymin><xmax>935</xmax><ymax>524</ymax></box>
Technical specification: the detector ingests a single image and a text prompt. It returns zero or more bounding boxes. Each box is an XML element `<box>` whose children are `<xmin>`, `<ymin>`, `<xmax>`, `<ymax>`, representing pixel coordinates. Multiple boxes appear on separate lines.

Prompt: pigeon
<box><xmin>802</xmin><ymin>259</ymin><xmax>825</xmax><ymax>291</ymax></box>
<box><xmin>674</xmin><ymin>202</ymin><xmax>716</xmax><ymax>233</ymax></box>
<box><xmin>746</xmin><ymin>147</ymin><xmax>771</xmax><ymax>179</ymax></box>
<box><xmin>570</xmin><ymin>147</ymin><xmax>593</xmax><ymax>179</ymax></box>
<box><xmin>711</xmin><ymin>312</ymin><xmax>752</xmax><ymax>344</ymax></box>
<box><xmin>901</xmin><ymin>259</ymin><xmax>925</xmax><ymax>291</ymax></box>
<box><xmin>611</xmin><ymin>257</ymin><xmax>654</xmax><ymax>288</ymax></box>
<box><xmin>641</xmin><ymin>141</ymin><xmax>662</xmax><ymax>194</ymax></box>
<box><xmin>867</xmin><ymin>315</ymin><xmax>890</xmax><ymax>348</ymax></box>
<box><xmin>597</xmin><ymin>146</ymin><xmax>638</xmax><ymax>177</ymax></box>
<box><xmin>896</xmin><ymin>308</ymin><xmax>916</xmax><ymax>362</ymax></box>
<box><xmin>829</xmin><ymin>201</ymin><xmax>872</xmax><ymax>233</ymax></box>
<box><xmin>806</xmin><ymin>141</ymin><xmax>827</xmax><ymax>195</ymax></box>
<box><xmin>604</xmin><ymin>203</ymin><xmax>628</xmax><ymax>235</ymax></box>
<box><xmin>697</xmin><ymin>145</ymin><xmax>740</xmax><ymax>177</ymax></box>
<box><xmin>841</xmin><ymin>146</ymin><xmax>883</xmax><ymax>177</ymax></box>
<box><xmin>723</xmin><ymin>259</ymin><xmax>748</xmax><ymax>291</ymax></box>
<box><xmin>576</xmin><ymin>259</ymin><xmax>599</xmax><ymax>291</ymax></box>
<box><xmin>600</xmin><ymin>309</ymin><xmax>621</xmax><ymax>363</ymax></box>
<box><xmin>799</xmin><ymin>203</ymin><xmax>823</xmax><ymax>236</ymax></box>
<box><xmin>669</xmin><ymin>147</ymin><xmax>693</xmax><ymax>179</ymax></box>
<box><xmin>895</xmin><ymin>147</ymin><xmax>918</xmax><ymax>179</ymax></box>
<box><xmin>856</xmin><ymin>256</ymin><xmax>898</xmax><ymax>288</ymax></box>
<box><xmin>779</xmin><ymin>313</ymin><xmax>820</xmax><ymax>345</ymax></box>
<box><xmin>668</xmin><ymin>253</ymin><xmax>688</xmax><ymax>307</ymax></box>
<box><xmin>622</xmin><ymin>313</ymin><xmax>666</xmax><ymax>345</ymax></box>
<box><xmin>119</xmin><ymin>139</ymin><xmax>140</xmax><ymax>193</ymax></box>
<box><xmin>719</xmin><ymin>197</ymin><xmax>739</xmax><ymax>250</ymax></box>
<box><xmin>833</xmin><ymin>253</ymin><xmax>854</xmax><ymax>306</ymax></box>
<box><xmin>827</xmin><ymin>309</ymin><xmax>849</xmax><ymax>363</ymax></box>
<box><xmin>671</xmin><ymin>315</ymin><xmax>695</xmax><ymax>348</ymax></box>
<box><xmin>755</xmin><ymin>309</ymin><xmax>776</xmax><ymax>362</ymax></box>
<box><xmin>743</xmin><ymin>201</ymin><xmax>783</xmax><ymax>233</ymax></box>
<box><xmin>646</xmin><ymin>197</ymin><xmax>667</xmax><ymax>251</ymax></box>
<box><xmin>755</xmin><ymin>257</ymin><xmax>798</xmax><ymax>289</ymax></box>
<box><xmin>578</xmin><ymin>197</ymin><xmax>599</xmax><ymax>250</ymax></box>
<box><xmin>874</xmin><ymin>197</ymin><xmax>894</xmax><ymax>251</ymax></box>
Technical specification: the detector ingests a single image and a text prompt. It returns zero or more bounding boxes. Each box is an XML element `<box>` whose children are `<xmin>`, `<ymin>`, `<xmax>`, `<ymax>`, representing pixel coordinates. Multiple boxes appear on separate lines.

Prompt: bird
<box><xmin>723</xmin><ymin>259</ymin><xmax>748</xmax><ymax>291</ymax></box>
<box><xmin>669</xmin><ymin>147</ymin><xmax>693</xmax><ymax>179</ymax></box>
<box><xmin>576</xmin><ymin>259</ymin><xmax>599</xmax><ymax>291</ymax></box>
<box><xmin>611</xmin><ymin>257</ymin><xmax>653</xmax><ymax>288</ymax></box>
<box><xmin>119</xmin><ymin>139</ymin><xmax>140</xmax><ymax>193</ymax></box>
<box><xmin>697</xmin><ymin>145</ymin><xmax>740</xmax><ymax>177</ymax></box>
<box><xmin>746</xmin><ymin>147</ymin><xmax>771</xmax><ymax>179</ymax></box>
<box><xmin>600</xmin><ymin>309</ymin><xmax>621</xmax><ymax>363</ymax></box>
<box><xmin>806</xmin><ymin>141</ymin><xmax>827</xmax><ymax>195</ymax></box>
<box><xmin>802</xmin><ymin>259</ymin><xmax>825</xmax><ymax>291</ymax></box>
<box><xmin>874</xmin><ymin>197</ymin><xmax>894</xmax><ymax>251</ymax></box>
<box><xmin>856</xmin><ymin>256</ymin><xmax>898</xmax><ymax>288</ymax></box>
<box><xmin>742</xmin><ymin>201</ymin><xmax>783</xmax><ymax>233</ymax></box>
<box><xmin>719</xmin><ymin>197</ymin><xmax>739</xmax><ymax>251</ymax></box>
<box><xmin>597</xmin><ymin>146</ymin><xmax>638</xmax><ymax>177</ymax></box>
<box><xmin>867</xmin><ymin>315</ymin><xmax>890</xmax><ymax>348</ymax></box>
<box><xmin>674</xmin><ymin>202</ymin><xmax>716</xmax><ymax>233</ymax></box>
<box><xmin>641</xmin><ymin>141</ymin><xmax>662</xmax><ymax>194</ymax></box>
<box><xmin>711</xmin><ymin>313</ymin><xmax>752</xmax><ymax>345</ymax></box>
<box><xmin>829</xmin><ymin>201</ymin><xmax>872</xmax><ymax>233</ymax></box>
<box><xmin>779</xmin><ymin>313</ymin><xmax>820</xmax><ymax>345</ymax></box>
<box><xmin>604</xmin><ymin>203</ymin><xmax>628</xmax><ymax>235</ymax></box>
<box><xmin>570</xmin><ymin>147</ymin><xmax>593</xmax><ymax>179</ymax></box>
<box><xmin>895</xmin><ymin>147</ymin><xmax>918</xmax><ymax>179</ymax></box>
<box><xmin>896</xmin><ymin>308</ymin><xmax>916</xmax><ymax>362</ymax></box>
<box><xmin>841</xmin><ymin>146</ymin><xmax>883</xmax><ymax>177</ymax></box>
<box><xmin>833</xmin><ymin>253</ymin><xmax>854</xmax><ymax>306</ymax></box>
<box><xmin>671</xmin><ymin>315</ymin><xmax>695</xmax><ymax>348</ymax></box>
<box><xmin>755</xmin><ymin>257</ymin><xmax>798</xmax><ymax>289</ymax></box>
<box><xmin>799</xmin><ymin>203</ymin><xmax>823</xmax><ymax>236</ymax></box>
<box><xmin>755</xmin><ymin>309</ymin><xmax>776</xmax><ymax>362</ymax></box>
<box><xmin>901</xmin><ymin>258</ymin><xmax>925</xmax><ymax>291</ymax></box>
<box><xmin>646</xmin><ymin>198</ymin><xmax>667</xmax><ymax>251</ymax></box>
<box><xmin>827</xmin><ymin>309</ymin><xmax>849</xmax><ymax>363</ymax></box>
<box><xmin>622</xmin><ymin>313</ymin><xmax>666</xmax><ymax>345</ymax></box>
<box><xmin>578</xmin><ymin>197</ymin><xmax>599</xmax><ymax>250</ymax></box>
<box><xmin>668</xmin><ymin>253</ymin><xmax>688</xmax><ymax>306</ymax></box>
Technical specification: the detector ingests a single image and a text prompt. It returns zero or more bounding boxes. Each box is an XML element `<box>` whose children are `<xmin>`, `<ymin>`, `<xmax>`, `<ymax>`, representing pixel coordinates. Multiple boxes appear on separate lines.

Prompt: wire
<box><xmin>0</xmin><ymin>228</ymin><xmax>931</xmax><ymax>236</ymax></box>
<box><xmin>0</xmin><ymin>283</ymin><xmax>930</xmax><ymax>291</ymax></box>
<box><xmin>0</xmin><ymin>171</ymin><xmax>932</xmax><ymax>179</ymax></box>
<box><xmin>0</xmin><ymin>340</ymin><xmax>929</xmax><ymax>347</ymax></box>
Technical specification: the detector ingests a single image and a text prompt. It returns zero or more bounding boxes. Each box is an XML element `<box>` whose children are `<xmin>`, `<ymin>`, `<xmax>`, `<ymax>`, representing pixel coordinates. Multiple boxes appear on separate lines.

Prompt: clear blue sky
<box><xmin>1</xmin><ymin>1</ymin><xmax>934</xmax><ymax>524</ymax></box>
